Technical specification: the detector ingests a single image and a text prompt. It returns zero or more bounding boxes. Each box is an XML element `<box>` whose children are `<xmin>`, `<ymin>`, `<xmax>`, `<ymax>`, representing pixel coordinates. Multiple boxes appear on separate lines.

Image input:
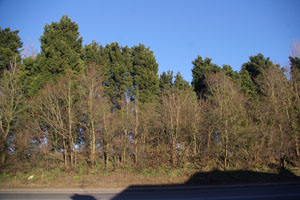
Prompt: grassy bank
<box><xmin>0</xmin><ymin>166</ymin><xmax>193</xmax><ymax>189</ymax></box>
<box><xmin>1</xmin><ymin>165</ymin><xmax>300</xmax><ymax>189</ymax></box>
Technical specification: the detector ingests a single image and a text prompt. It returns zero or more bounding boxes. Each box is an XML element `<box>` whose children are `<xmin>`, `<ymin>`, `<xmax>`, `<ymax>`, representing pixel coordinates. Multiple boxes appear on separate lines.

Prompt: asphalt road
<box><xmin>1</xmin><ymin>183</ymin><xmax>300</xmax><ymax>200</ymax></box>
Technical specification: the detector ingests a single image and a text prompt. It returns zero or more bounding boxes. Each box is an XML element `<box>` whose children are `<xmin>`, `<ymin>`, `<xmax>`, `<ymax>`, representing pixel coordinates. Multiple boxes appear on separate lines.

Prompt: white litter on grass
<box><xmin>28</xmin><ymin>175</ymin><xmax>34</xmax><ymax>180</ymax></box>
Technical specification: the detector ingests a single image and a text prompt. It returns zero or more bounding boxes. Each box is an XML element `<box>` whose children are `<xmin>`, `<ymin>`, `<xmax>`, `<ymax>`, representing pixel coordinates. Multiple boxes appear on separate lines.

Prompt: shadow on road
<box><xmin>110</xmin><ymin>169</ymin><xmax>300</xmax><ymax>200</ymax></box>
<box><xmin>186</xmin><ymin>168</ymin><xmax>300</xmax><ymax>185</ymax></box>
<box><xmin>71</xmin><ymin>193</ymin><xmax>97</xmax><ymax>200</ymax></box>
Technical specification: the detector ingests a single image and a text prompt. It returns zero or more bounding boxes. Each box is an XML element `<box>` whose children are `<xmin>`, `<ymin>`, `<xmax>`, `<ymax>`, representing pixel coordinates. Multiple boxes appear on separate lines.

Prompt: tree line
<box><xmin>1</xmin><ymin>15</ymin><xmax>300</xmax><ymax>172</ymax></box>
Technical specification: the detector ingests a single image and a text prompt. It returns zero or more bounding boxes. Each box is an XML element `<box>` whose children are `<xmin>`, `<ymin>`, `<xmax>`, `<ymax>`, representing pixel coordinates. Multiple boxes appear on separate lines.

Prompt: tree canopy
<box><xmin>0</xmin><ymin>27</ymin><xmax>22</xmax><ymax>75</ymax></box>
<box><xmin>1</xmin><ymin>16</ymin><xmax>299</xmax><ymax>181</ymax></box>
<box><xmin>191</xmin><ymin>56</ymin><xmax>221</xmax><ymax>97</ymax></box>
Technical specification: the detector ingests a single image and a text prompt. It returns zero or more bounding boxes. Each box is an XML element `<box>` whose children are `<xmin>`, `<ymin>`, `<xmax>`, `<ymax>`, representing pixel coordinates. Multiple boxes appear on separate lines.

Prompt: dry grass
<box><xmin>1</xmin><ymin>163</ymin><xmax>300</xmax><ymax>189</ymax></box>
<box><xmin>0</xmin><ymin>168</ymin><xmax>192</xmax><ymax>189</ymax></box>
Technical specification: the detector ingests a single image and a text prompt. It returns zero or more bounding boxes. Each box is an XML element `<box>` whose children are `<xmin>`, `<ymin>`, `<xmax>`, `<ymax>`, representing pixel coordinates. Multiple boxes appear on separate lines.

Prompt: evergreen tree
<box><xmin>174</xmin><ymin>72</ymin><xmax>190</xmax><ymax>91</ymax></box>
<box><xmin>222</xmin><ymin>64</ymin><xmax>240</xmax><ymax>83</ymax></box>
<box><xmin>20</xmin><ymin>56</ymin><xmax>39</xmax><ymax>97</ymax></box>
<box><xmin>39</xmin><ymin>15</ymin><xmax>83</xmax><ymax>75</ymax></box>
<box><xmin>20</xmin><ymin>15</ymin><xmax>83</xmax><ymax>97</ymax></box>
<box><xmin>290</xmin><ymin>56</ymin><xmax>300</xmax><ymax>72</ymax></box>
<box><xmin>241</xmin><ymin>53</ymin><xmax>273</xmax><ymax>80</ymax></box>
<box><xmin>131</xmin><ymin>44</ymin><xmax>160</xmax><ymax>103</ymax></box>
<box><xmin>99</xmin><ymin>42</ymin><xmax>133</xmax><ymax>108</ymax></box>
<box><xmin>191</xmin><ymin>56</ymin><xmax>221</xmax><ymax>97</ymax></box>
<box><xmin>82</xmin><ymin>41</ymin><xmax>102</xmax><ymax>65</ymax></box>
<box><xmin>159</xmin><ymin>70</ymin><xmax>173</xmax><ymax>91</ymax></box>
<box><xmin>240</xmin><ymin>53</ymin><xmax>273</xmax><ymax>98</ymax></box>
<box><xmin>0</xmin><ymin>27</ymin><xmax>23</xmax><ymax>75</ymax></box>
<box><xmin>240</xmin><ymin>69</ymin><xmax>257</xmax><ymax>99</ymax></box>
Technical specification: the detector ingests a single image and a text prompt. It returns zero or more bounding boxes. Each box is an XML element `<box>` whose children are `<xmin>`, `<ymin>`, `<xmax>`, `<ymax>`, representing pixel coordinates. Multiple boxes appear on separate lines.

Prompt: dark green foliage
<box><xmin>39</xmin><ymin>15</ymin><xmax>83</xmax><ymax>75</ymax></box>
<box><xmin>222</xmin><ymin>65</ymin><xmax>240</xmax><ymax>83</ymax></box>
<box><xmin>131</xmin><ymin>44</ymin><xmax>160</xmax><ymax>103</ymax></box>
<box><xmin>174</xmin><ymin>72</ymin><xmax>190</xmax><ymax>90</ymax></box>
<box><xmin>82</xmin><ymin>41</ymin><xmax>102</xmax><ymax>65</ymax></box>
<box><xmin>19</xmin><ymin>55</ymin><xmax>52</xmax><ymax>97</ymax></box>
<box><xmin>289</xmin><ymin>56</ymin><xmax>300</xmax><ymax>87</ymax></box>
<box><xmin>82</xmin><ymin>41</ymin><xmax>110</xmax><ymax>82</ymax></box>
<box><xmin>240</xmin><ymin>69</ymin><xmax>258</xmax><ymax>99</ymax></box>
<box><xmin>240</xmin><ymin>53</ymin><xmax>273</xmax><ymax>98</ymax></box>
<box><xmin>191</xmin><ymin>56</ymin><xmax>221</xmax><ymax>97</ymax></box>
<box><xmin>99</xmin><ymin>42</ymin><xmax>133</xmax><ymax>107</ymax></box>
<box><xmin>82</xmin><ymin>42</ymin><xmax>161</xmax><ymax>105</ymax></box>
<box><xmin>242</xmin><ymin>53</ymin><xmax>273</xmax><ymax>79</ymax></box>
<box><xmin>159</xmin><ymin>71</ymin><xmax>191</xmax><ymax>92</ymax></box>
<box><xmin>0</xmin><ymin>27</ymin><xmax>23</xmax><ymax>75</ymax></box>
<box><xmin>290</xmin><ymin>56</ymin><xmax>300</xmax><ymax>72</ymax></box>
<box><xmin>159</xmin><ymin>70</ymin><xmax>173</xmax><ymax>90</ymax></box>
<box><xmin>20</xmin><ymin>15</ymin><xmax>83</xmax><ymax>97</ymax></box>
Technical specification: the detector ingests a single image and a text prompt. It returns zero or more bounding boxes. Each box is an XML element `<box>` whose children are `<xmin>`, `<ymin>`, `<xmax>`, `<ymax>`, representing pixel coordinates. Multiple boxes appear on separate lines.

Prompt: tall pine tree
<box><xmin>131</xmin><ymin>44</ymin><xmax>160</xmax><ymax>103</ymax></box>
<box><xmin>21</xmin><ymin>15</ymin><xmax>83</xmax><ymax>97</ymax></box>
<box><xmin>99</xmin><ymin>42</ymin><xmax>133</xmax><ymax>108</ymax></box>
<box><xmin>39</xmin><ymin>15</ymin><xmax>83</xmax><ymax>75</ymax></box>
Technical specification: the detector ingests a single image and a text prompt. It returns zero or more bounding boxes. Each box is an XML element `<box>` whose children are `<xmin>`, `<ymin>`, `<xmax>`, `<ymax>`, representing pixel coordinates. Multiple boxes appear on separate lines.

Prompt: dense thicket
<box><xmin>1</xmin><ymin>16</ymin><xmax>300</xmax><ymax>173</ymax></box>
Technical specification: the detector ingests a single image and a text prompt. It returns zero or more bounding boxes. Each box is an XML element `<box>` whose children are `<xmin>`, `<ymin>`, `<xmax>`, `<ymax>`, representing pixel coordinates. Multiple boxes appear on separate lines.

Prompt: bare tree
<box><xmin>21</xmin><ymin>39</ymin><xmax>38</xmax><ymax>58</ymax></box>
<box><xmin>34</xmin><ymin>71</ymin><xmax>79</xmax><ymax>170</ymax></box>
<box><xmin>290</xmin><ymin>39</ymin><xmax>300</xmax><ymax>58</ymax></box>
<box><xmin>257</xmin><ymin>66</ymin><xmax>299</xmax><ymax>166</ymax></box>
<box><xmin>206</xmin><ymin>72</ymin><xmax>249</xmax><ymax>169</ymax></box>
<box><xmin>0</xmin><ymin>60</ymin><xmax>25</xmax><ymax>167</ymax></box>
<box><xmin>161</xmin><ymin>89</ymin><xmax>190</xmax><ymax>166</ymax></box>
<box><xmin>79</xmin><ymin>64</ymin><xmax>106</xmax><ymax>167</ymax></box>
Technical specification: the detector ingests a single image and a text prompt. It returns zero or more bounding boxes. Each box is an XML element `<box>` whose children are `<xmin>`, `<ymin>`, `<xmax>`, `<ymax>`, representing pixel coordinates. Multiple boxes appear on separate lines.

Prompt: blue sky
<box><xmin>0</xmin><ymin>0</ymin><xmax>299</xmax><ymax>83</ymax></box>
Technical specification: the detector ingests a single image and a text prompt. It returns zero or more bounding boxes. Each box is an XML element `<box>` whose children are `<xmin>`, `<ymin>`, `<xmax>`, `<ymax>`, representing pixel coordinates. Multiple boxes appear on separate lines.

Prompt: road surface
<box><xmin>1</xmin><ymin>182</ymin><xmax>300</xmax><ymax>200</ymax></box>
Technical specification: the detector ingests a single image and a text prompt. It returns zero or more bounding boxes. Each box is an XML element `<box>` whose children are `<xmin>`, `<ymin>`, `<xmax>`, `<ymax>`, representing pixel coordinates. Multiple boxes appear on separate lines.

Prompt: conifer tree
<box><xmin>20</xmin><ymin>16</ymin><xmax>83</xmax><ymax>97</ymax></box>
<box><xmin>174</xmin><ymin>72</ymin><xmax>190</xmax><ymax>90</ymax></box>
<box><xmin>99</xmin><ymin>43</ymin><xmax>133</xmax><ymax>108</ymax></box>
<box><xmin>240</xmin><ymin>53</ymin><xmax>273</xmax><ymax>98</ymax></box>
<box><xmin>222</xmin><ymin>64</ymin><xmax>240</xmax><ymax>83</ymax></box>
<box><xmin>0</xmin><ymin>27</ymin><xmax>22</xmax><ymax>75</ymax></box>
<box><xmin>159</xmin><ymin>70</ymin><xmax>173</xmax><ymax>91</ymax></box>
<box><xmin>191</xmin><ymin>56</ymin><xmax>221</xmax><ymax>97</ymax></box>
<box><xmin>82</xmin><ymin>41</ymin><xmax>102</xmax><ymax>65</ymax></box>
<box><xmin>290</xmin><ymin>56</ymin><xmax>300</xmax><ymax>72</ymax></box>
<box><xmin>39</xmin><ymin>15</ymin><xmax>83</xmax><ymax>75</ymax></box>
<box><xmin>131</xmin><ymin>44</ymin><xmax>160</xmax><ymax>103</ymax></box>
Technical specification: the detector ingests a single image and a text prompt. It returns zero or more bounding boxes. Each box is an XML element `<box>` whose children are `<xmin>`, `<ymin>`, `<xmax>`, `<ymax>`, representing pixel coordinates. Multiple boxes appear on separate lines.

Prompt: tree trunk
<box><xmin>134</xmin><ymin>139</ymin><xmax>138</xmax><ymax>164</ymax></box>
<box><xmin>70</xmin><ymin>138</ymin><xmax>74</xmax><ymax>169</ymax></box>
<box><xmin>0</xmin><ymin>145</ymin><xmax>6</xmax><ymax>168</ymax></box>
<box><xmin>134</xmin><ymin>99</ymin><xmax>139</xmax><ymax>164</ymax></box>
<box><xmin>103</xmin><ymin>112</ymin><xmax>110</xmax><ymax>167</ymax></box>
<box><xmin>171</xmin><ymin>132</ymin><xmax>177</xmax><ymax>166</ymax></box>
<box><xmin>295</xmin><ymin>136</ymin><xmax>300</xmax><ymax>157</ymax></box>
<box><xmin>0</xmin><ymin>123</ymin><xmax>10</xmax><ymax>168</ymax></box>
<box><xmin>63</xmin><ymin>138</ymin><xmax>69</xmax><ymax>169</ymax></box>
<box><xmin>68</xmin><ymin>79</ymin><xmax>74</xmax><ymax>169</ymax></box>
<box><xmin>206</xmin><ymin>129</ymin><xmax>212</xmax><ymax>159</ymax></box>
<box><xmin>91</xmin><ymin>121</ymin><xmax>96</xmax><ymax>167</ymax></box>
<box><xmin>193</xmin><ymin>132</ymin><xmax>197</xmax><ymax>156</ymax></box>
<box><xmin>224</xmin><ymin>119</ymin><xmax>229</xmax><ymax>170</ymax></box>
